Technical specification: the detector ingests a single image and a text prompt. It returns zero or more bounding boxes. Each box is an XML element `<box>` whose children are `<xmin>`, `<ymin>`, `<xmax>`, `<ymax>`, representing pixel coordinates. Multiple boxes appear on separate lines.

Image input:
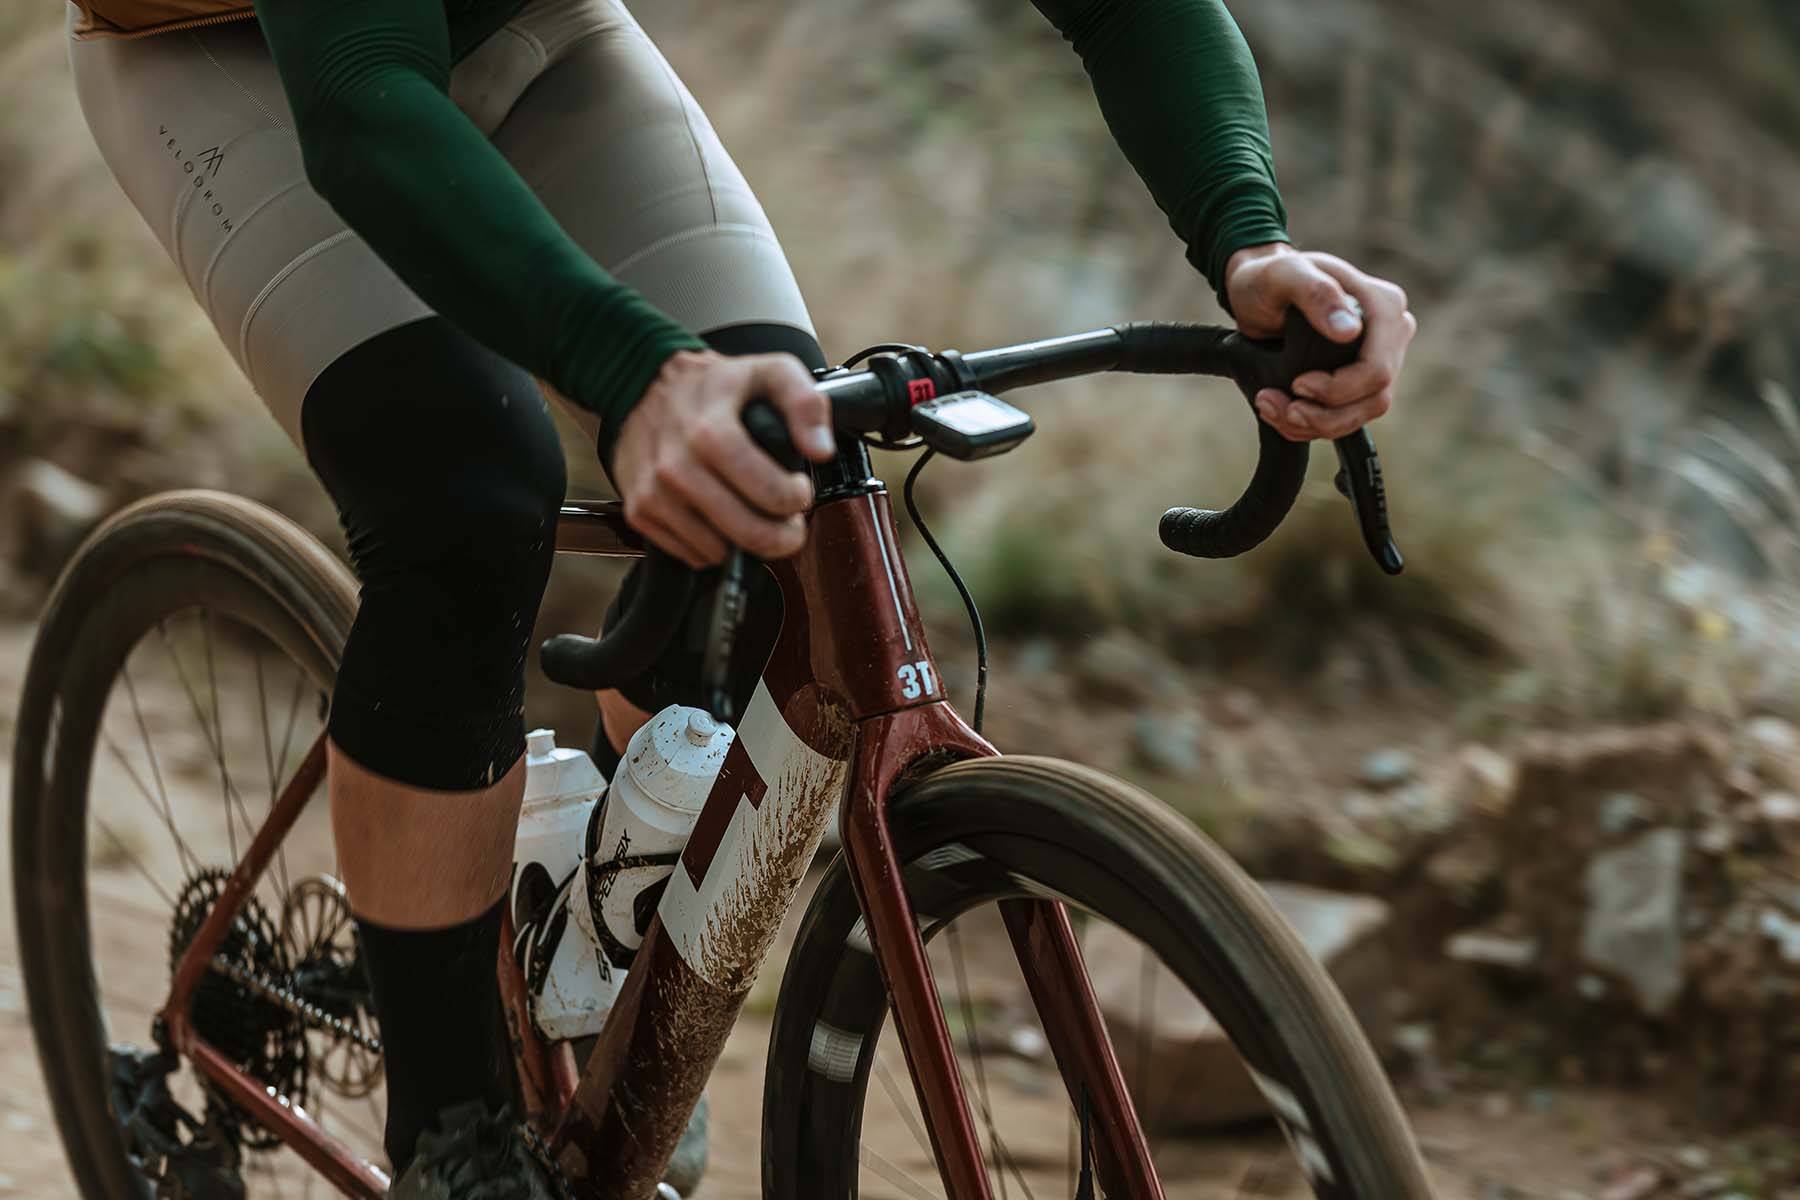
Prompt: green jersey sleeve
<box><xmin>253</xmin><ymin>0</ymin><xmax>705</xmax><ymax>464</ymax></box>
<box><xmin>1031</xmin><ymin>0</ymin><xmax>1291</xmax><ymax>309</ymax></box>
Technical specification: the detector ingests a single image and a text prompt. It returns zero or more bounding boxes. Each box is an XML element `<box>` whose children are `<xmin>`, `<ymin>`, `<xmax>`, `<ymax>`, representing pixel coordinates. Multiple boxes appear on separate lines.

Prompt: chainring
<box><xmin>168</xmin><ymin>869</ymin><xmax>309</xmax><ymax>1149</ymax></box>
<box><xmin>281</xmin><ymin>874</ymin><xmax>383</xmax><ymax>1097</ymax></box>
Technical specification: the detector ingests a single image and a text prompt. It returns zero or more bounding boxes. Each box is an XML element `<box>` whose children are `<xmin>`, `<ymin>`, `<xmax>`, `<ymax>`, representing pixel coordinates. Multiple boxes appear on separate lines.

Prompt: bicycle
<box><xmin>12</xmin><ymin>307</ymin><xmax>1427</xmax><ymax>1199</ymax></box>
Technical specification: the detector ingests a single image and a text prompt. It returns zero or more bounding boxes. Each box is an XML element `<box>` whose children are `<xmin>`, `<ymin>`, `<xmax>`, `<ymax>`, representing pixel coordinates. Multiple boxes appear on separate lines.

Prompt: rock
<box><xmin>1448</xmin><ymin>744</ymin><xmax>1517</xmax><ymax>817</ymax></box>
<box><xmin>1599</xmin><ymin>791</ymin><xmax>1649</xmax><ymax>837</ymax></box>
<box><xmin>1746</xmin><ymin>716</ymin><xmax>1798</xmax><ymax>758</ymax></box>
<box><xmin>1598</xmin><ymin>1166</ymin><xmax>1664</xmax><ymax>1200</ymax></box>
<box><xmin>3</xmin><ymin>458</ymin><xmax>108</xmax><ymax>570</ymax></box>
<box><xmin>1393</xmin><ymin>1022</ymin><xmax>1435</xmax><ymax>1058</ymax></box>
<box><xmin>1447</xmin><ymin>929</ymin><xmax>1540</xmax><ymax>972</ymax></box>
<box><xmin>1759</xmin><ymin>792</ymin><xmax>1800</xmax><ymax>824</ymax></box>
<box><xmin>1673</xmin><ymin>1145</ymin><xmax>1711</xmax><ymax>1172</ymax></box>
<box><xmin>1695</xmin><ymin>822</ymin><xmax>1735</xmax><ymax>856</ymax></box>
<box><xmin>1582</xmin><ymin>829</ymin><xmax>1686</xmax><ymax>1016</ymax></box>
<box><xmin>1680</xmin><ymin>1175</ymin><xmax>1730</xmax><ymax>1199</ymax></box>
<box><xmin>1745</xmin><ymin>717</ymin><xmax>1800</xmax><ymax>789</ymax></box>
<box><xmin>1083</xmin><ymin>882</ymin><xmax>1391</xmax><ymax>1130</ymax></box>
<box><xmin>1424</xmin><ymin>835</ymin><xmax>1502</xmax><ymax>904</ymax></box>
<box><xmin>1757</xmin><ymin>908</ymin><xmax>1800</xmax><ymax>966</ymax></box>
<box><xmin>1130</xmin><ymin>709</ymin><xmax>1207</xmax><ymax>778</ymax></box>
<box><xmin>1358</xmin><ymin>748</ymin><xmax>1416</xmax><ymax>791</ymax></box>
<box><xmin>1214</xmin><ymin>688</ymin><xmax>1261</xmax><ymax>728</ymax></box>
<box><xmin>1387</xmin><ymin>783</ymin><xmax>1460</xmax><ymax>837</ymax></box>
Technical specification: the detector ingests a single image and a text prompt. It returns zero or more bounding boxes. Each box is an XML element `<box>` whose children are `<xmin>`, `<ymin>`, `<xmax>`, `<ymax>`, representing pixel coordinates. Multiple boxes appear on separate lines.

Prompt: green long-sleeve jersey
<box><xmin>253</xmin><ymin>0</ymin><xmax>1290</xmax><ymax>461</ymax></box>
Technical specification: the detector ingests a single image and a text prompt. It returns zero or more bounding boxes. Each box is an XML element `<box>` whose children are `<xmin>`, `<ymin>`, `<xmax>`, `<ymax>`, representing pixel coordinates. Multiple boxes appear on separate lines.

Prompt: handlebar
<box><xmin>540</xmin><ymin>311</ymin><xmax>1405</xmax><ymax>716</ymax></box>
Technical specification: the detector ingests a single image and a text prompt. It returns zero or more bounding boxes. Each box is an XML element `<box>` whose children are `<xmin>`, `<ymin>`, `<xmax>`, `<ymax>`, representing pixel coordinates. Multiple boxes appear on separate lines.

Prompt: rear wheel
<box><xmin>762</xmin><ymin>756</ymin><xmax>1432</xmax><ymax>1198</ymax></box>
<box><xmin>11</xmin><ymin>491</ymin><xmax>381</xmax><ymax>1198</ymax></box>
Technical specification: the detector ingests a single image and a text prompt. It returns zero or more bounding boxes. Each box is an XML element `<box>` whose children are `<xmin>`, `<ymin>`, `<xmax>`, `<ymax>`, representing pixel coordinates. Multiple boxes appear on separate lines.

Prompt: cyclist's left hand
<box><xmin>1223</xmin><ymin>243</ymin><xmax>1416</xmax><ymax>442</ymax></box>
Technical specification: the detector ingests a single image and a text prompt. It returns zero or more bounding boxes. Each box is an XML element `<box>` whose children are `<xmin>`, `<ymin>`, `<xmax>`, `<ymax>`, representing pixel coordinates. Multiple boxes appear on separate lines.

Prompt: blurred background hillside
<box><xmin>4</xmin><ymin>0</ymin><xmax>1800</xmax><ymax>1194</ymax></box>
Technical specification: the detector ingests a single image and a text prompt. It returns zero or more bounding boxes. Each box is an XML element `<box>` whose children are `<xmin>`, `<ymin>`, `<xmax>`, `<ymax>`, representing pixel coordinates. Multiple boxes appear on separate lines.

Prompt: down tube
<box><xmin>551</xmin><ymin>678</ymin><xmax>855</xmax><ymax>1196</ymax></box>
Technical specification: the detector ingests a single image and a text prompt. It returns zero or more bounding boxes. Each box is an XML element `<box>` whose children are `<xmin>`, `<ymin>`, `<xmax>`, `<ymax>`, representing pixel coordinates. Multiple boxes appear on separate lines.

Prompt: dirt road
<box><xmin>0</xmin><ymin>617</ymin><xmax>1708</xmax><ymax>1199</ymax></box>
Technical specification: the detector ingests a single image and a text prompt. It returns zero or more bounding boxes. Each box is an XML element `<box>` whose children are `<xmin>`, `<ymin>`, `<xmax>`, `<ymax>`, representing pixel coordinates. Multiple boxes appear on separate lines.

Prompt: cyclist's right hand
<box><xmin>611</xmin><ymin>350</ymin><xmax>837</xmax><ymax>568</ymax></box>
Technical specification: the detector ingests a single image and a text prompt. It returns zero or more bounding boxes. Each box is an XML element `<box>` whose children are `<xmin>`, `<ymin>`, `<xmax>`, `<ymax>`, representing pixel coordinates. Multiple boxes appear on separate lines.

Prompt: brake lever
<box><xmin>1255</xmin><ymin>308</ymin><xmax>1406</xmax><ymax>576</ymax></box>
<box><xmin>699</xmin><ymin>401</ymin><xmax>810</xmax><ymax>726</ymax></box>
<box><xmin>701</xmin><ymin>549</ymin><xmax>752</xmax><ymax>726</ymax></box>
<box><xmin>1332</xmin><ymin>430</ymin><xmax>1404</xmax><ymax>575</ymax></box>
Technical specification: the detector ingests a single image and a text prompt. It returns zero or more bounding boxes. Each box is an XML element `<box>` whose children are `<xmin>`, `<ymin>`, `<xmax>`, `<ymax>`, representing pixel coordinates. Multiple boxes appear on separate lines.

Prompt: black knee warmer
<box><xmin>303</xmin><ymin>317</ymin><xmax>567</xmax><ymax>791</ymax></box>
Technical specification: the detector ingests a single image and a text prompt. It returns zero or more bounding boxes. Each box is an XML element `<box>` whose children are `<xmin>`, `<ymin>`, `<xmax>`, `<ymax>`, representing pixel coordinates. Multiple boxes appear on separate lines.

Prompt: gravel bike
<box><xmin>12</xmin><ymin>308</ymin><xmax>1427</xmax><ymax>1198</ymax></box>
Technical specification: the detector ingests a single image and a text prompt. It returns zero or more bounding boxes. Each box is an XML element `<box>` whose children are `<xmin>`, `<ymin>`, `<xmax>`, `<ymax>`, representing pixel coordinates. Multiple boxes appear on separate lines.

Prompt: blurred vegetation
<box><xmin>3</xmin><ymin>0</ymin><xmax>1798</xmax><ymax>742</ymax></box>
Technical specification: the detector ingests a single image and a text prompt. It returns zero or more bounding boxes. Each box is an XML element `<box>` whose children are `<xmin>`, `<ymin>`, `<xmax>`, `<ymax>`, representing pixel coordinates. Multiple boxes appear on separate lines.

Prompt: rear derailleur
<box><xmin>109</xmin><ymin>1045</ymin><xmax>245</xmax><ymax>1200</ymax></box>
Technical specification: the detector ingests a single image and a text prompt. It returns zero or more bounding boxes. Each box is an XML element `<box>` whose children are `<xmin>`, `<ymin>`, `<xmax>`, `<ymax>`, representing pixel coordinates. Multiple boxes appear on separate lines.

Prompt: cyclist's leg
<box><xmin>68</xmin><ymin>20</ymin><xmax>562</xmax><ymax>1172</ymax></box>
<box><xmin>483</xmin><ymin>0</ymin><xmax>823</xmax><ymax>753</ymax></box>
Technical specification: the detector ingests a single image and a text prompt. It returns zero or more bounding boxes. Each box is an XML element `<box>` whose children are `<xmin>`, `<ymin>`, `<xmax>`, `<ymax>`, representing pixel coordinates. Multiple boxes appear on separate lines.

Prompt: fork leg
<box><xmin>1002</xmin><ymin>898</ymin><xmax>1164</xmax><ymax>1199</ymax></box>
<box><xmin>841</xmin><ymin>708</ymin><xmax>995</xmax><ymax>1200</ymax></box>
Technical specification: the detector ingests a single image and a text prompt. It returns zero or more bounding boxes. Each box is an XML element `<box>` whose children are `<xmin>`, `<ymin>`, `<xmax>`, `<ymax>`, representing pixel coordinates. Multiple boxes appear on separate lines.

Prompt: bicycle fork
<box><xmin>550</xmin><ymin>490</ymin><xmax>1160</xmax><ymax>1197</ymax></box>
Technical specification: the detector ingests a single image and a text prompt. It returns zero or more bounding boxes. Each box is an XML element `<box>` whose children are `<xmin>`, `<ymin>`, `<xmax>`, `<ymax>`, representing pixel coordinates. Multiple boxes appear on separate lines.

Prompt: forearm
<box><xmin>1032</xmin><ymin>0</ymin><xmax>1289</xmax><ymax>307</ymax></box>
<box><xmin>256</xmin><ymin>0</ymin><xmax>702</xmax><ymax>457</ymax></box>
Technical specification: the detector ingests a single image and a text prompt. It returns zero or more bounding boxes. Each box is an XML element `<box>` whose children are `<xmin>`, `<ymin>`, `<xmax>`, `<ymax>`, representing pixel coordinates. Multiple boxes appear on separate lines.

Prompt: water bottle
<box><xmin>583</xmin><ymin>705</ymin><xmax>731</xmax><ymax>963</ymax></box>
<box><xmin>511</xmin><ymin>728</ymin><xmax>612</xmax><ymax>1041</ymax></box>
<box><xmin>512</xmin><ymin>708</ymin><xmax>730</xmax><ymax>1041</ymax></box>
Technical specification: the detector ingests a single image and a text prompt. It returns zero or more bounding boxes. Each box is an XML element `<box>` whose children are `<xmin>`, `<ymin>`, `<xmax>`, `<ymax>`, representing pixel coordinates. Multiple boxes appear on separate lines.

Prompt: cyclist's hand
<box><xmin>1224</xmin><ymin>243</ymin><xmax>1417</xmax><ymax>443</ymax></box>
<box><xmin>612</xmin><ymin>350</ymin><xmax>836</xmax><ymax>568</ymax></box>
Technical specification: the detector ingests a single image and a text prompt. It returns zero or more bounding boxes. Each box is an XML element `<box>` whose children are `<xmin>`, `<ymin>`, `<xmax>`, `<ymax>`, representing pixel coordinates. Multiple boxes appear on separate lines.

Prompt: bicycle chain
<box><xmin>209</xmin><ymin>954</ymin><xmax>383</xmax><ymax>1056</ymax></box>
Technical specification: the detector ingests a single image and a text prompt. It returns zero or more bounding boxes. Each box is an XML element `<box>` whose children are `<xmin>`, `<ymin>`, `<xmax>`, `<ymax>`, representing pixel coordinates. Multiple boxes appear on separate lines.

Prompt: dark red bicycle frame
<box><xmin>158</xmin><ymin>486</ymin><xmax>1161</xmax><ymax>1199</ymax></box>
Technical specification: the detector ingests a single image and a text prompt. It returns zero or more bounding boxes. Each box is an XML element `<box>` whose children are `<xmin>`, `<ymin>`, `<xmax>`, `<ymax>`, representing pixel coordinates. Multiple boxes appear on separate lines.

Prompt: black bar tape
<box><xmin>540</xmin><ymin>549</ymin><xmax>694</xmax><ymax>689</ymax></box>
<box><xmin>1157</xmin><ymin>308</ymin><xmax>1362</xmax><ymax>560</ymax></box>
<box><xmin>1113</xmin><ymin>322</ymin><xmax>1237</xmax><ymax>375</ymax></box>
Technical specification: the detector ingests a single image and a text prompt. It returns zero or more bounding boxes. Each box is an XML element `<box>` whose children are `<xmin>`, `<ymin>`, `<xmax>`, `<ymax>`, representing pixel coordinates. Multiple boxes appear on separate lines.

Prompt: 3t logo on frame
<box><xmin>896</xmin><ymin>660</ymin><xmax>937</xmax><ymax>700</ymax></box>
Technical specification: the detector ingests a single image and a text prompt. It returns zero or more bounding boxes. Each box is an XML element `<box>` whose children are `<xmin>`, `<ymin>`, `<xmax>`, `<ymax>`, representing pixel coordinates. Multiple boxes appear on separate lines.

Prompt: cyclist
<box><xmin>65</xmin><ymin>0</ymin><xmax>1417</xmax><ymax>1194</ymax></box>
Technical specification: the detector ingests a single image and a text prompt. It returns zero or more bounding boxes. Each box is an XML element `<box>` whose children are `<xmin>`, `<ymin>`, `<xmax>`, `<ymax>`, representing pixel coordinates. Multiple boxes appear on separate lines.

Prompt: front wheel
<box><xmin>762</xmin><ymin>756</ymin><xmax>1432</xmax><ymax>1198</ymax></box>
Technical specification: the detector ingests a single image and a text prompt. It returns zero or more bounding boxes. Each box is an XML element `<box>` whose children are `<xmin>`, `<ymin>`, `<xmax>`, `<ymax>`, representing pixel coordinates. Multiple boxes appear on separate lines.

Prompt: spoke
<box><xmin>101</xmin><ymin>728</ymin><xmax>198</xmax><ymax>878</ymax></box>
<box><xmin>93</xmin><ymin>815</ymin><xmax>178</xmax><ymax>909</ymax></box>
<box><xmin>119</xmin><ymin>664</ymin><xmax>195</xmax><ymax>877</ymax></box>
<box><xmin>861</xmin><ymin>1144</ymin><xmax>945</xmax><ymax>1200</ymax></box>
<box><xmin>274</xmin><ymin>666</ymin><xmax>306</xmax><ymax>790</ymax></box>
<box><xmin>91</xmin><ymin>881</ymin><xmax>179</xmax><ymax>927</ymax></box>
<box><xmin>160</xmin><ymin>617</ymin><xmax>241</xmax><ymax>861</ymax></box>
<box><xmin>363</xmin><ymin>1091</ymin><xmax>385</xmax><ymax>1150</ymax></box>
<box><xmin>254</xmin><ymin>647</ymin><xmax>293</xmax><ymax>902</ymax></box>
<box><xmin>201</xmin><ymin>610</ymin><xmax>253</xmax><ymax>863</ymax></box>
<box><xmin>947</xmin><ymin>923</ymin><xmax>1037</xmax><ymax>1200</ymax></box>
<box><xmin>160</xmin><ymin>615</ymin><xmax>277</xmax><ymax>870</ymax></box>
<box><xmin>873</xmin><ymin>1055</ymin><xmax>938</xmax><ymax>1168</ymax></box>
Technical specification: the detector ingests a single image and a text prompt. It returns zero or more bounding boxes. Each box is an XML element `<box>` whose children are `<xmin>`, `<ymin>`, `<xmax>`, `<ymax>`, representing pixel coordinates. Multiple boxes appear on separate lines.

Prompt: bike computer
<box><xmin>908</xmin><ymin>390</ymin><xmax>1035</xmax><ymax>460</ymax></box>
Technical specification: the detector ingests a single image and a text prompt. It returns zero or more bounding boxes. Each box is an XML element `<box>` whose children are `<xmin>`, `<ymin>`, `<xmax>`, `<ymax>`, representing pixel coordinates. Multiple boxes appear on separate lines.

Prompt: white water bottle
<box><xmin>580</xmin><ymin>705</ymin><xmax>731</xmax><ymax>964</ymax></box>
<box><xmin>512</xmin><ymin>710</ymin><xmax>730</xmax><ymax>1042</ymax></box>
<box><xmin>511</xmin><ymin>728</ymin><xmax>616</xmax><ymax>1042</ymax></box>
